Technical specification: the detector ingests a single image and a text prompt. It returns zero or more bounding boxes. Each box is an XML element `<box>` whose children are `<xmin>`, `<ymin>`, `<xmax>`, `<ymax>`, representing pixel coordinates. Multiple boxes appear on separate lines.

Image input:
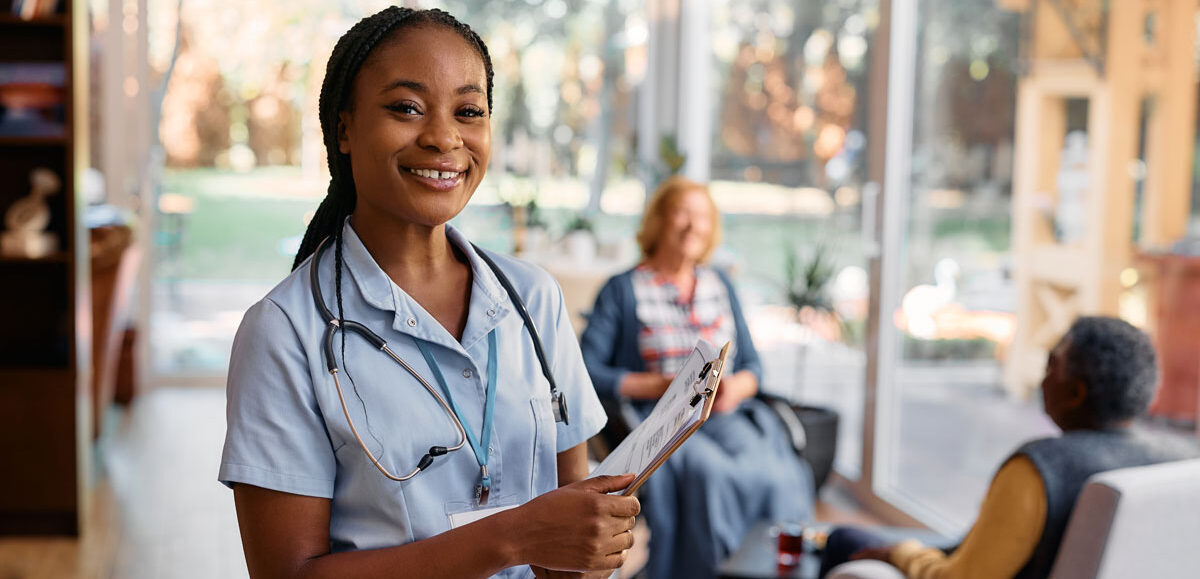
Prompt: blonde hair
<box><xmin>636</xmin><ymin>176</ymin><xmax>722</xmax><ymax>262</ymax></box>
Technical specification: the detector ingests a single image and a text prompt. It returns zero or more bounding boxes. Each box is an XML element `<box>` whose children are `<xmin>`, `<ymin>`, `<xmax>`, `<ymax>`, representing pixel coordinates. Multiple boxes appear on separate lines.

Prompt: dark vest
<box><xmin>1010</xmin><ymin>429</ymin><xmax>1200</xmax><ymax>579</ymax></box>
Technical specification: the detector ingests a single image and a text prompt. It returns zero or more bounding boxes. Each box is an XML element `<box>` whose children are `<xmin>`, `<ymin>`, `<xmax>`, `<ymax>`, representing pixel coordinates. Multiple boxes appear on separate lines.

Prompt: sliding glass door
<box><xmin>873</xmin><ymin>0</ymin><xmax>1057</xmax><ymax>533</ymax></box>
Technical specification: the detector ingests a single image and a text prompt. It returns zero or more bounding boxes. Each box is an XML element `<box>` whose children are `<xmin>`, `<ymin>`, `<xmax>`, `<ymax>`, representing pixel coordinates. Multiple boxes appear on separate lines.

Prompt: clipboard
<box><xmin>589</xmin><ymin>340</ymin><xmax>732</xmax><ymax>496</ymax></box>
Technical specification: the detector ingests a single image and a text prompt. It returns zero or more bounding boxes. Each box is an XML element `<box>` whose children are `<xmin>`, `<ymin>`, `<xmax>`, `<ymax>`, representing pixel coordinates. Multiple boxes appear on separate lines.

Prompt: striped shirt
<box><xmin>632</xmin><ymin>264</ymin><xmax>736</xmax><ymax>375</ymax></box>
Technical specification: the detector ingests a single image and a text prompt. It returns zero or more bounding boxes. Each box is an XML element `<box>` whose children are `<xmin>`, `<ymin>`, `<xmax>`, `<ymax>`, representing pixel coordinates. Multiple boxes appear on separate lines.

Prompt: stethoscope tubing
<box><xmin>327</xmin><ymin>345</ymin><xmax>468</xmax><ymax>481</ymax></box>
<box><xmin>470</xmin><ymin>247</ymin><xmax>568</xmax><ymax>425</ymax></box>
<box><xmin>311</xmin><ymin>237</ymin><xmax>468</xmax><ymax>482</ymax></box>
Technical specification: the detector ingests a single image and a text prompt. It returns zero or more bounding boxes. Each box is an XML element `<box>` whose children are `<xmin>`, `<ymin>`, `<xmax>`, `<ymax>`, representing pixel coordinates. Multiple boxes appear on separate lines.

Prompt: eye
<box><xmin>458</xmin><ymin>105</ymin><xmax>487</xmax><ymax>119</ymax></box>
<box><xmin>386</xmin><ymin>102</ymin><xmax>421</xmax><ymax>116</ymax></box>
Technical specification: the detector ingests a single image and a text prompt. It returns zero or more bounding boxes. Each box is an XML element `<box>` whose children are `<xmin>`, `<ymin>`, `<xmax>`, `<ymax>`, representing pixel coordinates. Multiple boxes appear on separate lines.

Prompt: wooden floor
<box><xmin>0</xmin><ymin>387</ymin><xmax>246</xmax><ymax>579</ymax></box>
<box><xmin>0</xmin><ymin>386</ymin><xmax>883</xmax><ymax>579</ymax></box>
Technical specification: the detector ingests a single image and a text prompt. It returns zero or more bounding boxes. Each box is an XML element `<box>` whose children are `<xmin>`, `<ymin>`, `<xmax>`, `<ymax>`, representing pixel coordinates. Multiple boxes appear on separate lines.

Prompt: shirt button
<box><xmin>462</xmin><ymin>369</ymin><xmax>473</xmax><ymax>378</ymax></box>
<box><xmin>407</xmin><ymin>317</ymin><xmax>417</xmax><ymax>327</ymax></box>
<box><xmin>487</xmin><ymin>308</ymin><xmax>496</xmax><ymax>317</ymax></box>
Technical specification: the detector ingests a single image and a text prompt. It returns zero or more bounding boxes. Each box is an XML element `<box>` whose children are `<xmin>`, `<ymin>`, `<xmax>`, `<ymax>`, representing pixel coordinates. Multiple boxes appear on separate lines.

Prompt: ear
<box><xmin>337</xmin><ymin>111</ymin><xmax>352</xmax><ymax>155</ymax></box>
<box><xmin>1063</xmin><ymin>379</ymin><xmax>1088</xmax><ymax>410</ymax></box>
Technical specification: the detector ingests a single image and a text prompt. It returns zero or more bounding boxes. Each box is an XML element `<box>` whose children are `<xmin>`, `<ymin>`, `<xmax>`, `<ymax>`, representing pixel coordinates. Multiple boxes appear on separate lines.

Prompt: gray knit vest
<box><xmin>1009</xmin><ymin>429</ymin><xmax>1200</xmax><ymax>579</ymax></box>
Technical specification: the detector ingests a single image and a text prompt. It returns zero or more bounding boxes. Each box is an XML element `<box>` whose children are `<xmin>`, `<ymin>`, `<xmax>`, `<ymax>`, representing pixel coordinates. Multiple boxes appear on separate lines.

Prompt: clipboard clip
<box><xmin>690</xmin><ymin>362</ymin><xmax>716</xmax><ymax>407</ymax></box>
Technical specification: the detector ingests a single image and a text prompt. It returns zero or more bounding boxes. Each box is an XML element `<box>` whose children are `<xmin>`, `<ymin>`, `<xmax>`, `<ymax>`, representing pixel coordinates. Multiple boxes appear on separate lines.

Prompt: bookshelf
<box><xmin>0</xmin><ymin>0</ymin><xmax>91</xmax><ymax>536</ymax></box>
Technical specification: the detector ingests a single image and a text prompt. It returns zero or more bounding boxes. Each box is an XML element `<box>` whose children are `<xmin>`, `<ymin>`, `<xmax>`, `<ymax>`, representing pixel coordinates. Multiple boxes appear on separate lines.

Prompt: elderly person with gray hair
<box><xmin>821</xmin><ymin>316</ymin><xmax>1200</xmax><ymax>579</ymax></box>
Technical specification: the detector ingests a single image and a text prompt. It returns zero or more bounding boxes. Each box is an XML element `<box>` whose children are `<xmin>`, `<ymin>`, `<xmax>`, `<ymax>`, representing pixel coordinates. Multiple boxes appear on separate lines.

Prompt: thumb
<box><xmin>573</xmin><ymin>473</ymin><xmax>636</xmax><ymax>493</ymax></box>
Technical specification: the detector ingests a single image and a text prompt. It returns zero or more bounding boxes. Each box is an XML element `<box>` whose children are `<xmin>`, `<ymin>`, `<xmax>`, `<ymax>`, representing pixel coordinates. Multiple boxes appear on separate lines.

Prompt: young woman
<box><xmin>219</xmin><ymin>8</ymin><xmax>638</xmax><ymax>578</ymax></box>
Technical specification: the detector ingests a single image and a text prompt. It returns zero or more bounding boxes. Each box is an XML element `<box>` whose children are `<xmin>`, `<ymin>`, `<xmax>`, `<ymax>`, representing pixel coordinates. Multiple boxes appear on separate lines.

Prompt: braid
<box><xmin>284</xmin><ymin>6</ymin><xmax>494</xmax><ymax>458</ymax></box>
<box><xmin>290</xmin><ymin>6</ymin><xmax>495</xmax><ymax>271</ymax></box>
<box><xmin>292</xmin><ymin>187</ymin><xmax>348</xmax><ymax>270</ymax></box>
<box><xmin>334</xmin><ymin>218</ymin><xmax>347</xmax><ymax>362</ymax></box>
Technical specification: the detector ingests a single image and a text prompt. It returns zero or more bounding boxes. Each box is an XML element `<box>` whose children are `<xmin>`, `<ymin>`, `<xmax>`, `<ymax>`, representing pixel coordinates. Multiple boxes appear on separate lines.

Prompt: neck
<box><xmin>646</xmin><ymin>251</ymin><xmax>695</xmax><ymax>280</ymax></box>
<box><xmin>1059</xmin><ymin>415</ymin><xmax>1134</xmax><ymax>433</ymax></box>
<box><xmin>349</xmin><ymin>212</ymin><xmax>463</xmax><ymax>289</ymax></box>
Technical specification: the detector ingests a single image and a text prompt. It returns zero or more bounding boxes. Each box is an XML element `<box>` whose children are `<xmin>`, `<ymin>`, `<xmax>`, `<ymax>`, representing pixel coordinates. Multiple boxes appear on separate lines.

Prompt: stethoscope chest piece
<box><xmin>552</xmin><ymin>392</ymin><xmax>569</xmax><ymax>425</ymax></box>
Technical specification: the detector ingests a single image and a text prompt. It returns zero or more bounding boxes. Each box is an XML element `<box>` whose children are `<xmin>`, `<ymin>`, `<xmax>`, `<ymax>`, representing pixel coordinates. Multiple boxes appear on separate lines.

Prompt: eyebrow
<box><xmin>379</xmin><ymin>79</ymin><xmax>485</xmax><ymax>97</ymax></box>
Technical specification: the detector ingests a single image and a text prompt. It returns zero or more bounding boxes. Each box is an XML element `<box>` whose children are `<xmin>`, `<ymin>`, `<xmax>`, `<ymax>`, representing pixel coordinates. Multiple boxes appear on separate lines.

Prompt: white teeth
<box><xmin>408</xmin><ymin>168</ymin><xmax>461</xmax><ymax>180</ymax></box>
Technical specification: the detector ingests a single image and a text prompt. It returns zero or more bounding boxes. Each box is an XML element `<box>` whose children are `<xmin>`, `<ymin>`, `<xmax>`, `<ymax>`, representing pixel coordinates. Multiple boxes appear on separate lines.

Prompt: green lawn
<box><xmin>157</xmin><ymin>168</ymin><xmax>1013</xmax><ymax>305</ymax></box>
<box><xmin>159</xmin><ymin>168</ymin><xmax>325</xmax><ymax>282</ymax></box>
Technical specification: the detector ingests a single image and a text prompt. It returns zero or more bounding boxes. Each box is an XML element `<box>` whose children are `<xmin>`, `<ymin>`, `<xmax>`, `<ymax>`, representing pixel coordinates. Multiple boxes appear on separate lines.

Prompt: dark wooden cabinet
<box><xmin>0</xmin><ymin>0</ymin><xmax>91</xmax><ymax>536</ymax></box>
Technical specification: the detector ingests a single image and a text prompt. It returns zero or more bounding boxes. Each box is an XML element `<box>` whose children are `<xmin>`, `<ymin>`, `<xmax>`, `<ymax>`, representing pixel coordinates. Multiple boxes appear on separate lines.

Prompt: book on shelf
<box><xmin>0</xmin><ymin>62</ymin><xmax>66</xmax><ymax>138</ymax></box>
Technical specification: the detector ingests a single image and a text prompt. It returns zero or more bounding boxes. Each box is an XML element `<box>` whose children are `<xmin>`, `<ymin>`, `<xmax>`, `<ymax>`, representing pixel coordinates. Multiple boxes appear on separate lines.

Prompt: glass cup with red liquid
<box><xmin>775</xmin><ymin>521</ymin><xmax>806</xmax><ymax>568</ymax></box>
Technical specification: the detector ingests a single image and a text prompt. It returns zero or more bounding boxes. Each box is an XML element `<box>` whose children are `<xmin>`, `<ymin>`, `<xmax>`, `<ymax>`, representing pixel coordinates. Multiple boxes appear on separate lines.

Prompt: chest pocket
<box><xmin>322</xmin><ymin>341</ymin><xmax>462</xmax><ymax>479</ymax></box>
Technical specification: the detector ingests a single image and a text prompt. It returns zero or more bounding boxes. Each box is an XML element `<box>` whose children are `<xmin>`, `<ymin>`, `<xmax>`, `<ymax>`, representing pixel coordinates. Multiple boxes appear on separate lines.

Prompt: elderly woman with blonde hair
<box><xmin>580</xmin><ymin>176</ymin><xmax>814</xmax><ymax>579</ymax></box>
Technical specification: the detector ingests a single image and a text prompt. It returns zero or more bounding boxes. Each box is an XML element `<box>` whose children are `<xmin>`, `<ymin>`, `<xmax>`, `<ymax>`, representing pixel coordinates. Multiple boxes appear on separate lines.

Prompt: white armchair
<box><xmin>827</xmin><ymin>457</ymin><xmax>1200</xmax><ymax>579</ymax></box>
<box><xmin>1047</xmin><ymin>457</ymin><xmax>1200</xmax><ymax>579</ymax></box>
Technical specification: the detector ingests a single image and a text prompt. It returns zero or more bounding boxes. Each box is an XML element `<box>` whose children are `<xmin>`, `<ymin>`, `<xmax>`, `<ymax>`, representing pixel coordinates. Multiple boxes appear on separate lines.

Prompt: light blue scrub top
<box><xmin>219</xmin><ymin>221</ymin><xmax>607</xmax><ymax>577</ymax></box>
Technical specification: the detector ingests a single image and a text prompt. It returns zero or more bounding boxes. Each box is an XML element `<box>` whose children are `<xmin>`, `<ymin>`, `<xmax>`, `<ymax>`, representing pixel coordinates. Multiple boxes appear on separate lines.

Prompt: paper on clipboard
<box><xmin>589</xmin><ymin>340</ymin><xmax>731</xmax><ymax>495</ymax></box>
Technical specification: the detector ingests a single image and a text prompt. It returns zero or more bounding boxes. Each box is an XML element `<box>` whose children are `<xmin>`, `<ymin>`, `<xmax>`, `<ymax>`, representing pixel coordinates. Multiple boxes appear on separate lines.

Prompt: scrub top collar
<box><xmin>336</xmin><ymin>219</ymin><xmax>512</xmax><ymax>353</ymax></box>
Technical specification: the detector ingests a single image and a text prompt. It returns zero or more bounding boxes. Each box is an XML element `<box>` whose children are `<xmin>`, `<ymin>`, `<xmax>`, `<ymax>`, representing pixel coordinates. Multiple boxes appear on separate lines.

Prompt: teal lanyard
<box><xmin>414</xmin><ymin>329</ymin><xmax>498</xmax><ymax>502</ymax></box>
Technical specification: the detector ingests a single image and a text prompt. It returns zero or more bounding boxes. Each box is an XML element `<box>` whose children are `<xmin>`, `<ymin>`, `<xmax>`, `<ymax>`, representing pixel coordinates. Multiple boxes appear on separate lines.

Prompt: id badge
<box><xmin>446</xmin><ymin>493</ymin><xmax>521</xmax><ymax>529</ymax></box>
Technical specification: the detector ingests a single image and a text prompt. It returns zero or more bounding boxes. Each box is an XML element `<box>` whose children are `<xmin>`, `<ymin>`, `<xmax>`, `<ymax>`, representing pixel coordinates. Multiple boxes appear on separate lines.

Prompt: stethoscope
<box><xmin>309</xmin><ymin>236</ymin><xmax>569</xmax><ymax>486</ymax></box>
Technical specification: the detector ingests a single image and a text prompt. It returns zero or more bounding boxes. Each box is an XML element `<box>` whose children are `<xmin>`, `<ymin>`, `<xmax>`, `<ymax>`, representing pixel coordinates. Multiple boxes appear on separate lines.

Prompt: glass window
<box><xmin>877</xmin><ymin>0</ymin><xmax>1058</xmax><ymax>532</ymax></box>
<box><xmin>711</xmin><ymin>0</ymin><xmax>882</xmax><ymax>478</ymax></box>
<box><xmin>148</xmin><ymin>0</ymin><xmax>643</xmax><ymax>376</ymax></box>
<box><xmin>435</xmin><ymin>0</ymin><xmax>645</xmax><ymax>251</ymax></box>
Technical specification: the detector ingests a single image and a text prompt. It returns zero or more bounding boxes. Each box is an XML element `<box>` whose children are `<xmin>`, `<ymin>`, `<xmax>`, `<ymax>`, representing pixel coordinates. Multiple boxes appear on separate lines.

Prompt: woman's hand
<box><xmin>849</xmin><ymin>545</ymin><xmax>895</xmax><ymax>564</ymax></box>
<box><xmin>712</xmin><ymin>370</ymin><xmax>757</xmax><ymax>414</ymax></box>
<box><xmin>531</xmin><ymin>568</ymin><xmax>614</xmax><ymax>579</ymax></box>
<box><xmin>512</xmin><ymin>474</ymin><xmax>641</xmax><ymax>573</ymax></box>
<box><xmin>618</xmin><ymin>372</ymin><xmax>673</xmax><ymax>400</ymax></box>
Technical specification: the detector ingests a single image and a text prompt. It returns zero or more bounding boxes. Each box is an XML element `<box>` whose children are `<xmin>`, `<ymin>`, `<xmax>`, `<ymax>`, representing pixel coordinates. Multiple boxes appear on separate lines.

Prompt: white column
<box><xmin>637</xmin><ymin>0</ymin><xmax>681</xmax><ymax>190</ymax></box>
<box><xmin>678</xmin><ymin>0</ymin><xmax>710</xmax><ymax>183</ymax></box>
<box><xmin>134</xmin><ymin>0</ymin><xmax>151</xmax><ymax>201</ymax></box>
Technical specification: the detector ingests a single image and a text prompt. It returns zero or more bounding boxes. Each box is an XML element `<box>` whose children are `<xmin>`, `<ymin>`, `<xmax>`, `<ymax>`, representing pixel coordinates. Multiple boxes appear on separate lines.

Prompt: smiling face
<box><xmin>337</xmin><ymin>24</ymin><xmax>491</xmax><ymax>231</ymax></box>
<box><xmin>655</xmin><ymin>187</ymin><xmax>715</xmax><ymax>264</ymax></box>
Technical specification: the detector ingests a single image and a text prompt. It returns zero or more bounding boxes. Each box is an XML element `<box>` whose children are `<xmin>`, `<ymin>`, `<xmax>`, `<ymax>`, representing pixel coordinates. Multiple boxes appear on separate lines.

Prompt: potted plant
<box><xmin>784</xmin><ymin>242</ymin><xmax>845</xmax><ymax>342</ymax></box>
<box><xmin>517</xmin><ymin>198</ymin><xmax>550</xmax><ymax>255</ymax></box>
<box><xmin>563</xmin><ymin>212</ymin><xmax>597</xmax><ymax>261</ymax></box>
<box><xmin>776</xmin><ymin>242</ymin><xmax>844</xmax><ymax>493</ymax></box>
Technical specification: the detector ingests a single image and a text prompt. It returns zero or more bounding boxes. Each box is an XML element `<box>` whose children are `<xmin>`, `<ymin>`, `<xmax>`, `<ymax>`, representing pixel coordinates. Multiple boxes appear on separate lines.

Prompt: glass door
<box><xmin>873</xmin><ymin>0</ymin><xmax>1058</xmax><ymax>533</ymax></box>
<box><xmin>708</xmin><ymin>0</ymin><xmax>887</xmax><ymax>480</ymax></box>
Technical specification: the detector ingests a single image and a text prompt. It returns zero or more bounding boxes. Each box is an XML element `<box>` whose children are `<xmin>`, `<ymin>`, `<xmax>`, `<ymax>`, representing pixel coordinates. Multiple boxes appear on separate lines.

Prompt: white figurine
<box><xmin>2</xmin><ymin>167</ymin><xmax>61</xmax><ymax>258</ymax></box>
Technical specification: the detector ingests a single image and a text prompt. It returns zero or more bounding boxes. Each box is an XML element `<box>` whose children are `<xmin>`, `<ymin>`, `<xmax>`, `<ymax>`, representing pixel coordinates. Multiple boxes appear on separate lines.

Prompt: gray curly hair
<box><xmin>1062</xmin><ymin>316</ymin><xmax>1158</xmax><ymax>425</ymax></box>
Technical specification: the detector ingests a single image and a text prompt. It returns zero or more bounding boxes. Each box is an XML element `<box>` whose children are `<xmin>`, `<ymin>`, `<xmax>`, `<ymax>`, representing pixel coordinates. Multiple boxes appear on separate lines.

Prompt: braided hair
<box><xmin>293</xmin><ymin>7</ymin><xmax>494</xmax><ymax>271</ymax></box>
<box><xmin>290</xmin><ymin>6</ymin><xmax>493</xmax><ymax>346</ymax></box>
<box><xmin>290</xmin><ymin>9</ymin><xmax>493</xmax><ymax>425</ymax></box>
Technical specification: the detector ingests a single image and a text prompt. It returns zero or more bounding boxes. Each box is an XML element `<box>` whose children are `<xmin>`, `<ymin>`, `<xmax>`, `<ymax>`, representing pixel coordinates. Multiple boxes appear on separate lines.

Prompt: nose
<box><xmin>416</xmin><ymin>112</ymin><xmax>463</xmax><ymax>153</ymax></box>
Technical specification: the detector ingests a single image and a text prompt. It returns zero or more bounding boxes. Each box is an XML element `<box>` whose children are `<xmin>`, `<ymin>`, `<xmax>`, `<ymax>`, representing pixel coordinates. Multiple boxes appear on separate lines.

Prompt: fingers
<box><xmin>608</xmin><ymin>496</ymin><xmax>641</xmax><ymax>518</ymax></box>
<box><xmin>611</xmin><ymin>528</ymin><xmax>635</xmax><ymax>553</ymax></box>
<box><xmin>600</xmin><ymin>550</ymin><xmax>629</xmax><ymax>570</ymax></box>
<box><xmin>572</xmin><ymin>473</ymin><xmax>635</xmax><ymax>494</ymax></box>
<box><xmin>599</xmin><ymin>521</ymin><xmax>636</xmax><ymax>562</ymax></box>
<box><xmin>595</xmin><ymin>513</ymin><xmax>636</xmax><ymax>543</ymax></box>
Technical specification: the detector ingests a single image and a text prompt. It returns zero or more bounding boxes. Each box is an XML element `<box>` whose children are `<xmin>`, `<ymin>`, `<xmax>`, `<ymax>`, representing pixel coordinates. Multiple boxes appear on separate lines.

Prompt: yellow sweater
<box><xmin>889</xmin><ymin>456</ymin><xmax>1047</xmax><ymax>579</ymax></box>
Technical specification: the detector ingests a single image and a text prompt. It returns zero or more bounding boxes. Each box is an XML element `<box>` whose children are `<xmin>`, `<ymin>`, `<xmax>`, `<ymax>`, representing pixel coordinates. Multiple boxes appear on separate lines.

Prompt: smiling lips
<box><xmin>404</xmin><ymin>166</ymin><xmax>466</xmax><ymax>191</ymax></box>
